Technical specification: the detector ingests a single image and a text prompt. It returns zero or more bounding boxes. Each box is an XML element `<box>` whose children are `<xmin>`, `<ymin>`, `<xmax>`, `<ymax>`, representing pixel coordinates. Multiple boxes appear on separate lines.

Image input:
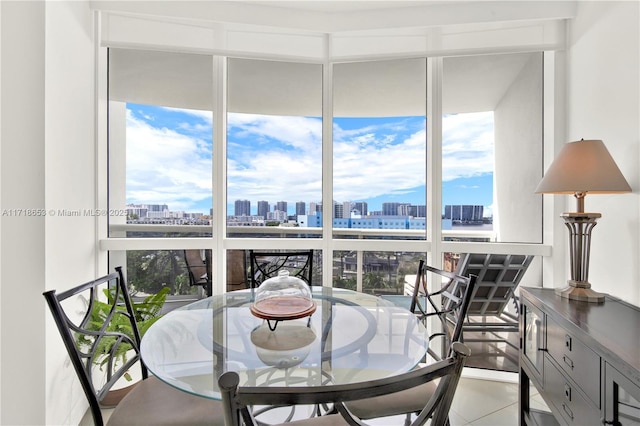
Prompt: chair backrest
<box><xmin>248</xmin><ymin>250</ymin><xmax>313</xmax><ymax>288</ymax></box>
<box><xmin>455</xmin><ymin>253</ymin><xmax>533</xmax><ymax>316</ymax></box>
<box><xmin>227</xmin><ymin>249</ymin><xmax>247</xmax><ymax>291</ymax></box>
<box><xmin>184</xmin><ymin>249</ymin><xmax>212</xmax><ymax>296</ymax></box>
<box><xmin>410</xmin><ymin>260</ymin><xmax>477</xmax><ymax>361</ymax></box>
<box><xmin>218</xmin><ymin>342</ymin><xmax>471</xmax><ymax>426</ymax></box>
<box><xmin>43</xmin><ymin>267</ymin><xmax>147</xmax><ymax>426</ymax></box>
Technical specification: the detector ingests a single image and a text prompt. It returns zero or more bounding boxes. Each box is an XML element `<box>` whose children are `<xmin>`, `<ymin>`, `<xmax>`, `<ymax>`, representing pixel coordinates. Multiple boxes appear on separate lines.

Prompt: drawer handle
<box><xmin>562</xmin><ymin>403</ymin><xmax>574</xmax><ymax>420</ymax></box>
<box><xmin>565</xmin><ymin>335</ymin><xmax>572</xmax><ymax>350</ymax></box>
<box><xmin>563</xmin><ymin>354</ymin><xmax>574</xmax><ymax>370</ymax></box>
<box><xmin>564</xmin><ymin>384</ymin><xmax>572</xmax><ymax>401</ymax></box>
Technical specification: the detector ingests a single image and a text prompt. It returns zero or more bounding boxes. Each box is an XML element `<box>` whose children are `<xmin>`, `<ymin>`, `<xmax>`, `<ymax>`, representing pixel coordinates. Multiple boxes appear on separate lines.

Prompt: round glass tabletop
<box><xmin>140</xmin><ymin>286</ymin><xmax>428</xmax><ymax>400</ymax></box>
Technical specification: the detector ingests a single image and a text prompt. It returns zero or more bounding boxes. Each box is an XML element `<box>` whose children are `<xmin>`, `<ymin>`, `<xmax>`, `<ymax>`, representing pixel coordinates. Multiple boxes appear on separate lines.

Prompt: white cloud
<box><xmin>125</xmin><ymin>109</ymin><xmax>212</xmax><ymax>211</ymax></box>
<box><xmin>332</xmin><ymin>127</ymin><xmax>427</xmax><ymax>201</ymax></box>
<box><xmin>228</xmin><ymin>112</ymin><xmax>492</xmax><ymax>204</ymax></box>
<box><xmin>227</xmin><ymin>114</ymin><xmax>322</xmax><ymax>203</ymax></box>
<box><xmin>124</xmin><ymin>107</ymin><xmax>494</xmax><ymax>211</ymax></box>
<box><xmin>442</xmin><ymin>112</ymin><xmax>494</xmax><ymax>181</ymax></box>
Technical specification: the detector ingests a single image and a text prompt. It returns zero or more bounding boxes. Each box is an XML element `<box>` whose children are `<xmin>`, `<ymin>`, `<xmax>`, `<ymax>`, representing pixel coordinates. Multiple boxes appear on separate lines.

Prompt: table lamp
<box><xmin>535</xmin><ymin>139</ymin><xmax>631</xmax><ymax>303</ymax></box>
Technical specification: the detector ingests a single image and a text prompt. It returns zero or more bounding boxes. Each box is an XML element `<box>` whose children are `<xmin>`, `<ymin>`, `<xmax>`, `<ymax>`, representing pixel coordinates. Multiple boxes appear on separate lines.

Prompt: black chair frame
<box><xmin>43</xmin><ymin>267</ymin><xmax>145</xmax><ymax>426</ymax></box>
<box><xmin>409</xmin><ymin>259</ymin><xmax>477</xmax><ymax>362</ymax></box>
<box><xmin>249</xmin><ymin>250</ymin><xmax>313</xmax><ymax>288</ymax></box>
<box><xmin>219</xmin><ymin>342</ymin><xmax>471</xmax><ymax>426</ymax></box>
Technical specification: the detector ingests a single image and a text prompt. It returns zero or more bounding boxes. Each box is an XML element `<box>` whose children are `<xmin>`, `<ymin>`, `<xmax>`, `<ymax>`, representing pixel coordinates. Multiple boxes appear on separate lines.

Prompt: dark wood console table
<box><xmin>519</xmin><ymin>287</ymin><xmax>640</xmax><ymax>425</ymax></box>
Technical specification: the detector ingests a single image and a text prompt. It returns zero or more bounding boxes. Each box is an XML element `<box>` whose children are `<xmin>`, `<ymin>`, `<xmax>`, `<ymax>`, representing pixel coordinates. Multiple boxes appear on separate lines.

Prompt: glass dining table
<box><xmin>140</xmin><ymin>287</ymin><xmax>429</xmax><ymax>402</ymax></box>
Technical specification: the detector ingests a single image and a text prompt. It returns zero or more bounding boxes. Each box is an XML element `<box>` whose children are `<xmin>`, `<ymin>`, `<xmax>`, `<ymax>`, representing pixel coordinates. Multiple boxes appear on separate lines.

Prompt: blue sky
<box><xmin>125</xmin><ymin>104</ymin><xmax>494</xmax><ymax>216</ymax></box>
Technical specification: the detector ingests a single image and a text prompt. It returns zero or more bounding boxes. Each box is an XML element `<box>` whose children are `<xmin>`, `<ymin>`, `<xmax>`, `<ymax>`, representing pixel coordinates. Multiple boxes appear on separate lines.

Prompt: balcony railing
<box><xmin>105</xmin><ymin>223</ymin><xmax>514</xmax><ymax>298</ymax></box>
<box><xmin>108</xmin><ymin>223</ymin><xmax>497</xmax><ymax>241</ymax></box>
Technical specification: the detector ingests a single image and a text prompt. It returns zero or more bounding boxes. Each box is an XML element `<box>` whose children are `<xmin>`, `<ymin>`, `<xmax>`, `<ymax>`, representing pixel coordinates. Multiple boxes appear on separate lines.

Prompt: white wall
<box><xmin>566</xmin><ymin>1</ymin><xmax>640</xmax><ymax>305</ymax></box>
<box><xmin>0</xmin><ymin>1</ymin><xmax>97</xmax><ymax>424</ymax></box>
<box><xmin>1</xmin><ymin>2</ymin><xmax>46</xmax><ymax>424</ymax></box>
<box><xmin>494</xmin><ymin>53</ymin><xmax>543</xmax><ymax>245</ymax></box>
<box><xmin>494</xmin><ymin>53</ymin><xmax>544</xmax><ymax>288</ymax></box>
<box><xmin>44</xmin><ymin>2</ymin><xmax>98</xmax><ymax>424</ymax></box>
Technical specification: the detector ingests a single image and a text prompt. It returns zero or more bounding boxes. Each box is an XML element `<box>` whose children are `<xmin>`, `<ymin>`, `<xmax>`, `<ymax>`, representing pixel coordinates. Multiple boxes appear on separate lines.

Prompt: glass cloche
<box><xmin>250</xmin><ymin>270</ymin><xmax>316</xmax><ymax>331</ymax></box>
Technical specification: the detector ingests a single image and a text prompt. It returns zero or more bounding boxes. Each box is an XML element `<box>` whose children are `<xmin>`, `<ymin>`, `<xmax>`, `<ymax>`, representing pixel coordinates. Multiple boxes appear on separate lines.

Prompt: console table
<box><xmin>519</xmin><ymin>287</ymin><xmax>640</xmax><ymax>425</ymax></box>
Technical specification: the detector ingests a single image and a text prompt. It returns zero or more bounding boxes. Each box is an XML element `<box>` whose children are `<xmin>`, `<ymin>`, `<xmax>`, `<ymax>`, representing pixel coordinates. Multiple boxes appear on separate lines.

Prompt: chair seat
<box><xmin>108</xmin><ymin>376</ymin><xmax>225</xmax><ymax>426</ymax></box>
<box><xmin>344</xmin><ymin>380</ymin><xmax>437</xmax><ymax>419</ymax></box>
<box><xmin>250</xmin><ymin>376</ymin><xmax>440</xmax><ymax>425</ymax></box>
<box><xmin>267</xmin><ymin>381</ymin><xmax>439</xmax><ymax>425</ymax></box>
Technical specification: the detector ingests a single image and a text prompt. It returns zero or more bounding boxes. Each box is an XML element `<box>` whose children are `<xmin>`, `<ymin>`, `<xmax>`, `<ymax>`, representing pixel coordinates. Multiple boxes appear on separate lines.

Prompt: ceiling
<box><xmin>92</xmin><ymin>1</ymin><xmax>576</xmax><ymax>34</ymax></box>
<box><xmin>103</xmin><ymin>1</ymin><xmax>551</xmax><ymax>115</ymax></box>
<box><xmin>237</xmin><ymin>1</ymin><xmax>455</xmax><ymax>13</ymax></box>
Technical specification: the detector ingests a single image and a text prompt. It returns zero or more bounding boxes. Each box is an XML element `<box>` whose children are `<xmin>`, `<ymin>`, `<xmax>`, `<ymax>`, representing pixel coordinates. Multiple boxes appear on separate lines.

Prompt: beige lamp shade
<box><xmin>536</xmin><ymin>139</ymin><xmax>631</xmax><ymax>302</ymax></box>
<box><xmin>535</xmin><ymin>139</ymin><xmax>631</xmax><ymax>195</ymax></box>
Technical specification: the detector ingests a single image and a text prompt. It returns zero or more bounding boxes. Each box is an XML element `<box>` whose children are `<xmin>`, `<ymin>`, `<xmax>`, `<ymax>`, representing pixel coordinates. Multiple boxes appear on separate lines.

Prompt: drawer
<box><xmin>544</xmin><ymin>354</ymin><xmax>601</xmax><ymax>426</ymax></box>
<box><xmin>546</xmin><ymin>316</ymin><xmax>600</xmax><ymax>406</ymax></box>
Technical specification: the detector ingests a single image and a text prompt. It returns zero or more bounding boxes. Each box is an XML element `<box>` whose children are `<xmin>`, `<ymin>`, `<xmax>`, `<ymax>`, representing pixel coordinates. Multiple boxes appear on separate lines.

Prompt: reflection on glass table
<box><xmin>141</xmin><ymin>286</ymin><xmax>429</xmax><ymax>401</ymax></box>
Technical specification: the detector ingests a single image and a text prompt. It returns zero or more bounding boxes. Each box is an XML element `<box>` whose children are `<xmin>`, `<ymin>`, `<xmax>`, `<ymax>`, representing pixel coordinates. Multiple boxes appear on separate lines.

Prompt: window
<box><xmin>108</xmin><ymin>48</ymin><xmax>214</xmax><ymax>238</ymax></box>
<box><xmin>226</xmin><ymin>59</ymin><xmax>322</xmax><ymax>238</ymax></box>
<box><xmin>333</xmin><ymin>59</ymin><xmax>427</xmax><ymax>241</ymax></box>
<box><xmin>333</xmin><ymin>250</ymin><xmax>425</xmax><ymax>295</ymax></box>
<box><xmin>104</xmin><ymin>50</ymin><xmax>545</xmax><ymax>296</ymax></box>
<box><xmin>442</xmin><ymin>53</ymin><xmax>543</xmax><ymax>244</ymax></box>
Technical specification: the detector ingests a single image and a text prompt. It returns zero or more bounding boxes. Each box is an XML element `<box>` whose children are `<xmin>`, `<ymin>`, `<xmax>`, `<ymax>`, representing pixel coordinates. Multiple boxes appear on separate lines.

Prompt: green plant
<box><xmin>77</xmin><ymin>286</ymin><xmax>169</xmax><ymax>381</ymax></box>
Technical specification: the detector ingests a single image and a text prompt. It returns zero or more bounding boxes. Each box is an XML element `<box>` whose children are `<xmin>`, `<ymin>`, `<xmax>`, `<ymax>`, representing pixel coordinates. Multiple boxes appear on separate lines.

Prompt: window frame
<box><xmin>99</xmin><ymin>47</ymin><xmax>555</xmax><ymax>296</ymax></box>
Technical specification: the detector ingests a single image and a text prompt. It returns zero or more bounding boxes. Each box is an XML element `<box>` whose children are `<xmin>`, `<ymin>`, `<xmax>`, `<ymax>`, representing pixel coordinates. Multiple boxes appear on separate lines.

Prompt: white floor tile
<box><xmin>88</xmin><ymin>377</ymin><xmax>521</xmax><ymax>425</ymax></box>
<box><xmin>450</xmin><ymin>377</ymin><xmax>519</xmax><ymax>423</ymax></box>
<box><xmin>468</xmin><ymin>402</ymin><xmax>519</xmax><ymax>425</ymax></box>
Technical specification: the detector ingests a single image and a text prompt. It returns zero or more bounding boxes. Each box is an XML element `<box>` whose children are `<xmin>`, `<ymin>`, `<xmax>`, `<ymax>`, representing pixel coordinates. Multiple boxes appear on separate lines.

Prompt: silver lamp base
<box><xmin>555</xmin><ymin>280</ymin><xmax>605</xmax><ymax>303</ymax></box>
<box><xmin>558</xmin><ymin>212</ymin><xmax>605</xmax><ymax>304</ymax></box>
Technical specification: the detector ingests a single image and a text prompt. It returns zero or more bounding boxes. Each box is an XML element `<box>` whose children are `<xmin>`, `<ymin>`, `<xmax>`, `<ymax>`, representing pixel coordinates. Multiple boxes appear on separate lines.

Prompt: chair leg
<box><xmin>404</xmin><ymin>413</ymin><xmax>412</xmax><ymax>426</ymax></box>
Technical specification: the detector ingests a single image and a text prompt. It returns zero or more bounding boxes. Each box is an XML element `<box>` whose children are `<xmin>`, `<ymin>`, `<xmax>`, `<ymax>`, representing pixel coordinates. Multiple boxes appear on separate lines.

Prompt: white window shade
<box><xmin>109</xmin><ymin>48</ymin><xmax>536</xmax><ymax>118</ymax></box>
<box><xmin>333</xmin><ymin>58</ymin><xmax>426</xmax><ymax>118</ymax></box>
<box><xmin>227</xmin><ymin>59</ymin><xmax>322</xmax><ymax>117</ymax></box>
<box><xmin>109</xmin><ymin>48</ymin><xmax>214</xmax><ymax>110</ymax></box>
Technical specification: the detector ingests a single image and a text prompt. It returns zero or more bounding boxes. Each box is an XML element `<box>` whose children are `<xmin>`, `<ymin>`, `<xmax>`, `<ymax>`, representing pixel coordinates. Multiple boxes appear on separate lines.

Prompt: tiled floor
<box><xmin>359</xmin><ymin>373</ymin><xmax>523</xmax><ymax>426</ymax></box>
<box><xmin>84</xmin><ymin>372</ymin><xmax>529</xmax><ymax>425</ymax></box>
<box><xmin>449</xmin><ymin>375</ymin><xmax>521</xmax><ymax>425</ymax></box>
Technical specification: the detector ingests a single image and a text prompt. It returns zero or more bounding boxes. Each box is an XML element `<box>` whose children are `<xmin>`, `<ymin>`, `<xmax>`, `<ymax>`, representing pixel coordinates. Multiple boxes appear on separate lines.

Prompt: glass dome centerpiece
<box><xmin>250</xmin><ymin>270</ymin><xmax>316</xmax><ymax>331</ymax></box>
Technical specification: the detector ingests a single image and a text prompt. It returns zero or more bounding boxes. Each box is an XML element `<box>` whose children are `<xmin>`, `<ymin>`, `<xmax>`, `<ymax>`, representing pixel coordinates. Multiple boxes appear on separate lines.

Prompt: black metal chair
<box><xmin>417</xmin><ymin>261</ymin><xmax>477</xmax><ymax>361</ymax></box>
<box><xmin>249</xmin><ymin>250</ymin><xmax>314</xmax><ymax>288</ymax></box>
<box><xmin>219</xmin><ymin>342</ymin><xmax>471</xmax><ymax>426</ymax></box>
<box><xmin>184</xmin><ymin>249</ymin><xmax>212</xmax><ymax>296</ymax></box>
<box><xmin>43</xmin><ymin>267</ymin><xmax>225</xmax><ymax>426</ymax></box>
<box><xmin>343</xmin><ymin>261</ymin><xmax>476</xmax><ymax>424</ymax></box>
<box><xmin>382</xmin><ymin>259</ymin><xmax>477</xmax><ymax>361</ymax></box>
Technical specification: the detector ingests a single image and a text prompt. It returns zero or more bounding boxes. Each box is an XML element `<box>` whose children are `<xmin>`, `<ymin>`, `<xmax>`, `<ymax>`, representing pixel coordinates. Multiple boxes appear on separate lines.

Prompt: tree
<box><xmin>127</xmin><ymin>250</ymin><xmax>192</xmax><ymax>295</ymax></box>
<box><xmin>363</xmin><ymin>272</ymin><xmax>385</xmax><ymax>291</ymax></box>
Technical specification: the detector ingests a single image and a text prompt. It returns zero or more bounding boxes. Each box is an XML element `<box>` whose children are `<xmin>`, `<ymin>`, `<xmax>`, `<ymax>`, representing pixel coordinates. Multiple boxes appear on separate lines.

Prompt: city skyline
<box><xmin>124</xmin><ymin>104</ymin><xmax>494</xmax><ymax>216</ymax></box>
<box><xmin>126</xmin><ymin>200</ymin><xmax>490</xmax><ymax>220</ymax></box>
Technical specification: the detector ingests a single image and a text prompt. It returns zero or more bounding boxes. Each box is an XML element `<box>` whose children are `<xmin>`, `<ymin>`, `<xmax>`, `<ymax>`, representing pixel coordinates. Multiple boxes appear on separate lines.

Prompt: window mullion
<box><xmin>213</xmin><ymin>55</ymin><xmax>227</xmax><ymax>295</ymax></box>
<box><xmin>322</xmin><ymin>34</ymin><xmax>334</xmax><ymax>287</ymax></box>
<box><xmin>427</xmin><ymin>57</ymin><xmax>444</xmax><ymax>269</ymax></box>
